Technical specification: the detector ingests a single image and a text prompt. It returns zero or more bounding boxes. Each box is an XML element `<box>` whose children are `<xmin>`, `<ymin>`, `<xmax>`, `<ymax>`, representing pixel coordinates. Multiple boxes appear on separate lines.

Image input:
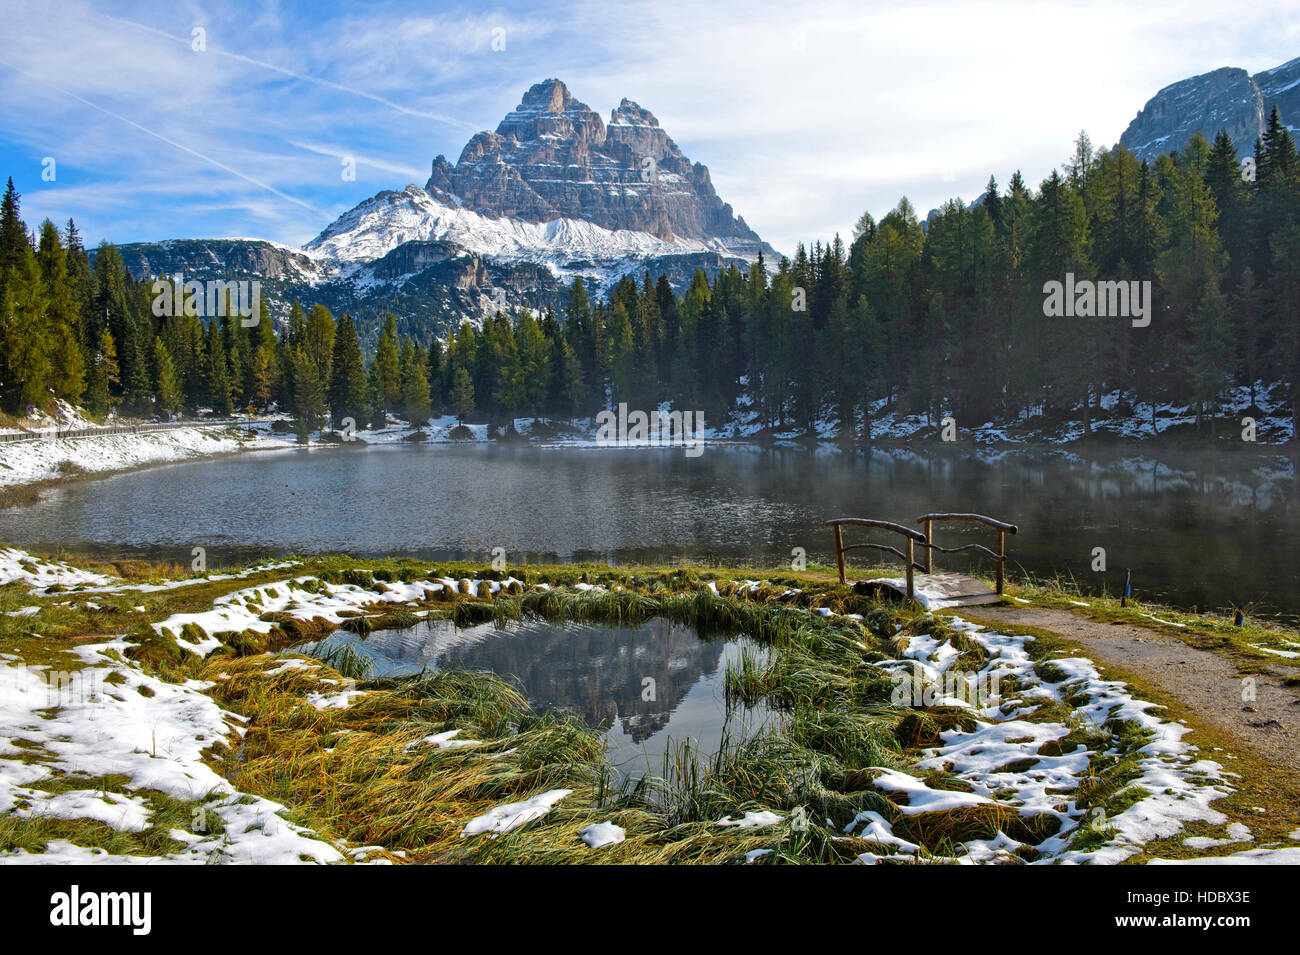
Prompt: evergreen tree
<box><xmin>401</xmin><ymin>344</ymin><xmax>432</xmax><ymax>427</ymax></box>
<box><xmin>549</xmin><ymin>332</ymin><xmax>583</xmax><ymax>419</ymax></box>
<box><xmin>290</xmin><ymin>345</ymin><xmax>326</xmax><ymax>437</ymax></box>
<box><xmin>1232</xmin><ymin>267</ymin><xmax>1262</xmax><ymax>407</ymax></box>
<box><xmin>0</xmin><ymin>177</ymin><xmax>27</xmax><ymax>294</ymax></box>
<box><xmin>204</xmin><ymin>319</ymin><xmax>233</xmax><ymax>414</ymax></box>
<box><xmin>36</xmin><ymin>220</ymin><xmax>85</xmax><ymax>403</ymax></box>
<box><xmin>152</xmin><ymin>336</ymin><xmax>182</xmax><ymax>414</ymax></box>
<box><xmin>304</xmin><ymin>303</ymin><xmax>335</xmax><ymax>388</ymax></box>
<box><xmin>84</xmin><ymin>326</ymin><xmax>119</xmax><ymax>416</ymax></box>
<box><xmin>0</xmin><ymin>244</ymin><xmax>50</xmax><ymax>412</ymax></box>
<box><xmin>327</xmin><ymin>313</ymin><xmax>368</xmax><ymax>428</ymax></box>
<box><xmin>451</xmin><ymin>365</ymin><xmax>474</xmax><ymax>425</ymax></box>
<box><xmin>1186</xmin><ymin>282</ymin><xmax>1234</xmax><ymax>430</ymax></box>
<box><xmin>373</xmin><ymin>312</ymin><xmax>401</xmax><ymax>412</ymax></box>
<box><xmin>426</xmin><ymin>337</ymin><xmax>444</xmax><ymax>409</ymax></box>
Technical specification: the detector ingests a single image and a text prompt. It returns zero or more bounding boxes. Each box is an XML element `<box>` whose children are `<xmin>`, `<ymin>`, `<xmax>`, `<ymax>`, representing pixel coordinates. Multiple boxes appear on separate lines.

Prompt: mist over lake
<box><xmin>9</xmin><ymin>441</ymin><xmax>1294</xmax><ymax>623</ymax></box>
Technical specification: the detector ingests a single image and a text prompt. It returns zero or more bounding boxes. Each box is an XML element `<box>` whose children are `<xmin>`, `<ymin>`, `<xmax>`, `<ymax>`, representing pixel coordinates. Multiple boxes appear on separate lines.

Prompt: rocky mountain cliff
<box><xmin>421</xmin><ymin>79</ymin><xmax>773</xmax><ymax>258</ymax></box>
<box><xmin>1120</xmin><ymin>56</ymin><xmax>1300</xmax><ymax>160</ymax></box>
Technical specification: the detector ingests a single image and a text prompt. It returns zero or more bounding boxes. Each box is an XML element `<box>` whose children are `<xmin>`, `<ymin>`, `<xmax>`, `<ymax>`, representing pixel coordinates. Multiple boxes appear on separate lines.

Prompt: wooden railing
<box><xmin>0</xmin><ymin>420</ymin><xmax>243</xmax><ymax>445</ymax></box>
<box><xmin>825</xmin><ymin>518</ymin><xmax>928</xmax><ymax>598</ymax></box>
<box><xmin>916</xmin><ymin>513</ymin><xmax>1018</xmax><ymax>595</ymax></box>
<box><xmin>827</xmin><ymin>512</ymin><xmax>1018</xmax><ymax>600</ymax></box>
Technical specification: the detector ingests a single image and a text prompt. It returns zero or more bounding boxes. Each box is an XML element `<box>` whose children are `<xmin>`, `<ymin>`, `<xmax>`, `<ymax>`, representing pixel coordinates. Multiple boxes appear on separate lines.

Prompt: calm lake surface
<box><xmin>306</xmin><ymin>617</ymin><xmax>769</xmax><ymax>782</ymax></box>
<box><xmin>7</xmin><ymin>442</ymin><xmax>1297</xmax><ymax>622</ymax></box>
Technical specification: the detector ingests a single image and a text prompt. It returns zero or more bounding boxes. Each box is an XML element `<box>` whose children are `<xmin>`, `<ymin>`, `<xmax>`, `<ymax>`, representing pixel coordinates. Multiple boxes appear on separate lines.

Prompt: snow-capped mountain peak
<box><xmin>304</xmin><ymin>184</ymin><xmax>744</xmax><ymax>284</ymax></box>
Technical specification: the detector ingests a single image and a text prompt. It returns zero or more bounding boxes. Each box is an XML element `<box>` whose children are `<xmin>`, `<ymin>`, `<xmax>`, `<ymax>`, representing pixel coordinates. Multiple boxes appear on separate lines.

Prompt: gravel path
<box><xmin>961</xmin><ymin>605</ymin><xmax>1300</xmax><ymax>776</ymax></box>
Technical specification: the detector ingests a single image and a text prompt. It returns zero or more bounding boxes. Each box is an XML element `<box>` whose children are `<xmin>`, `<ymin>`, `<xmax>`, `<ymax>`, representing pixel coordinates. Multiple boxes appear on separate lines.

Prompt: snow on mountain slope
<box><xmin>303</xmin><ymin>184</ymin><xmax>750</xmax><ymax>282</ymax></box>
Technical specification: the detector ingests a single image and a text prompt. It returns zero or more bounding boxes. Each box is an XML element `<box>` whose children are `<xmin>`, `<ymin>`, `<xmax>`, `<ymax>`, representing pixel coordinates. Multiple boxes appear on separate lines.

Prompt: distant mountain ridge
<box><xmin>1120</xmin><ymin>55</ymin><xmax>1300</xmax><ymax>160</ymax></box>
<box><xmin>109</xmin><ymin>79</ymin><xmax>775</xmax><ymax>343</ymax></box>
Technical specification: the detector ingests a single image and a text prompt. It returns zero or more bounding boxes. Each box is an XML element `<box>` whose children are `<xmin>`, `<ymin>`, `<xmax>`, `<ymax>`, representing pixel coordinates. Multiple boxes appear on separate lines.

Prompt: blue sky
<box><xmin>2</xmin><ymin>0</ymin><xmax>1298</xmax><ymax>255</ymax></box>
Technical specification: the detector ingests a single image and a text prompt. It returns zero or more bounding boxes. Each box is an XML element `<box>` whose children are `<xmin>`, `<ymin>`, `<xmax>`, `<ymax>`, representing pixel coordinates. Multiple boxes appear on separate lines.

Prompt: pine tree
<box><xmin>1186</xmin><ymin>282</ymin><xmax>1234</xmax><ymax>429</ymax></box>
<box><xmin>0</xmin><ymin>178</ymin><xmax>27</xmax><ymax>294</ymax></box>
<box><xmin>36</xmin><ymin>220</ymin><xmax>85</xmax><ymax>402</ymax></box>
<box><xmin>62</xmin><ymin>219</ymin><xmax>94</xmax><ymax>371</ymax></box>
<box><xmin>982</xmin><ymin>176</ymin><xmax>1003</xmax><ymax>231</ymax></box>
<box><xmin>1155</xmin><ymin>149</ymin><xmax>1228</xmax><ymax>380</ymax></box>
<box><xmin>401</xmin><ymin>345</ymin><xmax>432</xmax><ymax>427</ymax></box>
<box><xmin>0</xmin><ymin>244</ymin><xmax>51</xmax><ymax>412</ymax></box>
<box><xmin>1234</xmin><ymin>267</ymin><xmax>1263</xmax><ymax>408</ymax></box>
<box><xmin>304</xmin><ymin>304</ymin><xmax>335</xmax><ymax>387</ymax></box>
<box><xmin>365</xmin><ymin>360</ymin><xmax>386</xmax><ymax>429</ymax></box>
<box><xmin>248</xmin><ymin>295</ymin><xmax>277</xmax><ymax>411</ymax></box>
<box><xmin>204</xmin><ymin>320</ymin><xmax>233</xmax><ymax>414</ymax></box>
<box><xmin>426</xmin><ymin>337</ymin><xmax>444</xmax><ymax>410</ymax></box>
<box><xmin>549</xmin><ymin>333</ymin><xmax>583</xmax><ymax>419</ymax></box>
<box><xmin>1259</xmin><ymin>105</ymin><xmax>1299</xmax><ymax>187</ymax></box>
<box><xmin>373</xmin><ymin>313</ymin><xmax>401</xmax><ymax>412</ymax></box>
<box><xmin>290</xmin><ymin>345</ymin><xmax>326</xmax><ymax>437</ymax></box>
<box><xmin>221</xmin><ymin>314</ymin><xmax>245</xmax><ymax>407</ymax></box>
<box><xmin>180</xmin><ymin>311</ymin><xmax>207</xmax><ymax>411</ymax></box>
<box><xmin>851</xmin><ymin>210</ymin><xmax>876</xmax><ymax>242</ymax></box>
<box><xmin>451</xmin><ymin>365</ymin><xmax>474</xmax><ymax>425</ymax></box>
<box><xmin>327</xmin><ymin>313</ymin><xmax>367</xmax><ymax>429</ymax></box>
<box><xmin>92</xmin><ymin>243</ymin><xmax>149</xmax><ymax>411</ymax></box>
<box><xmin>515</xmin><ymin>309</ymin><xmax>550</xmax><ymax>414</ymax></box>
<box><xmin>84</xmin><ymin>326</ymin><xmax>119</xmax><ymax>416</ymax></box>
<box><xmin>250</xmin><ymin>345</ymin><xmax>275</xmax><ymax>411</ymax></box>
<box><xmin>153</xmin><ymin>336</ymin><xmax>182</xmax><ymax>414</ymax></box>
<box><xmin>1067</xmin><ymin>131</ymin><xmax>1099</xmax><ymax>209</ymax></box>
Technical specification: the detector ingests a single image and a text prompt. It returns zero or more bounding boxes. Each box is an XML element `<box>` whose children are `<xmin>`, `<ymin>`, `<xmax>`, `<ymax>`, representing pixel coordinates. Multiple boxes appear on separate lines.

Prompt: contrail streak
<box><xmin>100</xmin><ymin>13</ymin><xmax>483</xmax><ymax>132</ymax></box>
<box><xmin>0</xmin><ymin>59</ymin><xmax>321</xmax><ymax>214</ymax></box>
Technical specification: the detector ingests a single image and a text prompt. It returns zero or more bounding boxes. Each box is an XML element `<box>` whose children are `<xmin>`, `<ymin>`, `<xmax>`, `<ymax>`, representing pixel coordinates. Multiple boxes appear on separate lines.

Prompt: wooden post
<box><xmin>995</xmin><ymin>530</ymin><xmax>1006</xmax><ymax>595</ymax></box>
<box><xmin>905</xmin><ymin>538</ymin><xmax>915</xmax><ymax>600</ymax></box>
<box><xmin>922</xmin><ymin>518</ymin><xmax>933</xmax><ymax>574</ymax></box>
<box><xmin>833</xmin><ymin>524</ymin><xmax>846</xmax><ymax>585</ymax></box>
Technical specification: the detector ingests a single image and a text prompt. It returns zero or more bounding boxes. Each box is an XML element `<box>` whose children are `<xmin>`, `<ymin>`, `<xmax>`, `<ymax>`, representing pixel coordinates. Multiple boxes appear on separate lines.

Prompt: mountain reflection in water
<box><xmin>308</xmin><ymin>616</ymin><xmax>770</xmax><ymax>780</ymax></box>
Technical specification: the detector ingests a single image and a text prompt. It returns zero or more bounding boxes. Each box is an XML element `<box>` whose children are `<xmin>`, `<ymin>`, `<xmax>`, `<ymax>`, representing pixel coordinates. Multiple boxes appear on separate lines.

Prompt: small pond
<box><xmin>305</xmin><ymin>615</ymin><xmax>771</xmax><ymax>783</ymax></box>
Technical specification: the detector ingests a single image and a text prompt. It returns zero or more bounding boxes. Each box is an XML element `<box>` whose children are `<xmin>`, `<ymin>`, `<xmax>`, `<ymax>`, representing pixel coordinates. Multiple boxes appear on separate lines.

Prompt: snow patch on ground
<box><xmin>460</xmin><ymin>789</ymin><xmax>572</xmax><ymax>837</ymax></box>
<box><xmin>0</xmin><ymin>548</ymin><xmax>113</xmax><ymax>590</ymax></box>
<box><xmin>580</xmin><ymin>821</ymin><xmax>626</xmax><ymax>848</ymax></box>
<box><xmin>0</xmin><ymin>425</ymin><xmax>286</xmax><ymax>488</ymax></box>
<box><xmin>717</xmin><ymin>810</ymin><xmax>784</xmax><ymax>828</ymax></box>
<box><xmin>852</xmin><ymin>615</ymin><xmax>1232</xmax><ymax>864</ymax></box>
<box><xmin>150</xmin><ymin>573</ymin><xmax>520</xmax><ymax>657</ymax></box>
<box><xmin>0</xmin><ymin>639</ymin><xmax>347</xmax><ymax>864</ymax></box>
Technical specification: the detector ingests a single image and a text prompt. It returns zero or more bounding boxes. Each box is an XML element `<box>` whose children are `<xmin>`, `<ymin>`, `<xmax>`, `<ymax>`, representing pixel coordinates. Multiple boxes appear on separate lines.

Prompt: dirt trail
<box><xmin>958</xmin><ymin>605</ymin><xmax>1300</xmax><ymax>777</ymax></box>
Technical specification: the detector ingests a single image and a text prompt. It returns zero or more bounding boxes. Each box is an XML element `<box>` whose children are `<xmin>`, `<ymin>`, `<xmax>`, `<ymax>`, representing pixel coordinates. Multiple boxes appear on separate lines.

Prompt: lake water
<box><xmin>305</xmin><ymin>616</ymin><xmax>769</xmax><ymax>782</ymax></box>
<box><xmin>5</xmin><ymin>442</ymin><xmax>1297</xmax><ymax>622</ymax></box>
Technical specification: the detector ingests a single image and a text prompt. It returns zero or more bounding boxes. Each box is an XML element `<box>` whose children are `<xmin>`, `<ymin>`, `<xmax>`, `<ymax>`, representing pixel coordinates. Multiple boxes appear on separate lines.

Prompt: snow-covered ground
<box><xmin>841</xmin><ymin>382</ymin><xmax>1294</xmax><ymax>446</ymax></box>
<box><xmin>3</xmin><ymin>381</ymin><xmax>1292</xmax><ymax>491</ymax></box>
<box><xmin>0</xmin><ymin>424</ymin><xmax>291</xmax><ymax>488</ymax></box>
<box><xmin>0</xmin><ymin>639</ymin><xmax>348</xmax><ymax>864</ymax></box>
<box><xmin>867</xmin><ymin>617</ymin><xmax>1232</xmax><ymax>864</ymax></box>
<box><xmin>0</xmin><ymin>398</ymin><xmax>102</xmax><ymax>437</ymax></box>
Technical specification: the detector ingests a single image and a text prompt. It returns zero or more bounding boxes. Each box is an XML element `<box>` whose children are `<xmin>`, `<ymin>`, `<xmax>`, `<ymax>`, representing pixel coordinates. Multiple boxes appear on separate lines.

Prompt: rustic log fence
<box><xmin>917</xmin><ymin>513</ymin><xmax>1018</xmax><ymax>595</ymax></box>
<box><xmin>826</xmin><ymin>512</ymin><xmax>1018</xmax><ymax>599</ymax></box>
